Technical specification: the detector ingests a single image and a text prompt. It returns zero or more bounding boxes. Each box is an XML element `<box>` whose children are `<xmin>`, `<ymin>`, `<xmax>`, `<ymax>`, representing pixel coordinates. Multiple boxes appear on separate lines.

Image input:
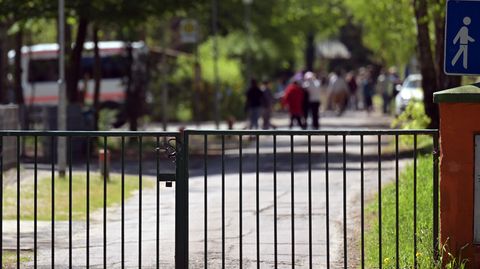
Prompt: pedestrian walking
<box><xmin>303</xmin><ymin>71</ymin><xmax>322</xmax><ymax>129</ymax></box>
<box><xmin>389</xmin><ymin>67</ymin><xmax>401</xmax><ymax>98</ymax></box>
<box><xmin>361</xmin><ymin>69</ymin><xmax>375</xmax><ymax>113</ymax></box>
<box><xmin>377</xmin><ymin>69</ymin><xmax>391</xmax><ymax>114</ymax></box>
<box><xmin>346</xmin><ymin>71</ymin><xmax>358</xmax><ymax>110</ymax></box>
<box><xmin>261</xmin><ymin>80</ymin><xmax>275</xmax><ymax>129</ymax></box>
<box><xmin>282</xmin><ymin>80</ymin><xmax>306</xmax><ymax>129</ymax></box>
<box><xmin>328</xmin><ymin>70</ymin><xmax>349</xmax><ymax>116</ymax></box>
<box><xmin>245</xmin><ymin>79</ymin><xmax>265</xmax><ymax>129</ymax></box>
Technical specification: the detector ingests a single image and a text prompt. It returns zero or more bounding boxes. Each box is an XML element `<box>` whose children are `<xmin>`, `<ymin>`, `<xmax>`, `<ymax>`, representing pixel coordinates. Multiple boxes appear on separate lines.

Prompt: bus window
<box><xmin>80</xmin><ymin>55</ymin><xmax>127</xmax><ymax>79</ymax></box>
<box><xmin>28</xmin><ymin>54</ymin><xmax>129</xmax><ymax>83</ymax></box>
<box><xmin>101</xmin><ymin>55</ymin><xmax>128</xmax><ymax>78</ymax></box>
<box><xmin>28</xmin><ymin>59</ymin><xmax>59</xmax><ymax>82</ymax></box>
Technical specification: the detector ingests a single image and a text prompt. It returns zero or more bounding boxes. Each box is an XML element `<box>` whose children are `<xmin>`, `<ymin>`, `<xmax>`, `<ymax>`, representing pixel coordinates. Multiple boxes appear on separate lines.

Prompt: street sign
<box><xmin>180</xmin><ymin>19</ymin><xmax>198</xmax><ymax>44</ymax></box>
<box><xmin>445</xmin><ymin>0</ymin><xmax>480</xmax><ymax>75</ymax></box>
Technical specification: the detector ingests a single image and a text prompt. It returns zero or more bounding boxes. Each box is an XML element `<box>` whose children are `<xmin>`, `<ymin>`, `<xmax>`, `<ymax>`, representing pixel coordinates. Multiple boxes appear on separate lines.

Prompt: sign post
<box><xmin>57</xmin><ymin>0</ymin><xmax>67</xmax><ymax>176</ymax></box>
<box><xmin>445</xmin><ymin>0</ymin><xmax>480</xmax><ymax>75</ymax></box>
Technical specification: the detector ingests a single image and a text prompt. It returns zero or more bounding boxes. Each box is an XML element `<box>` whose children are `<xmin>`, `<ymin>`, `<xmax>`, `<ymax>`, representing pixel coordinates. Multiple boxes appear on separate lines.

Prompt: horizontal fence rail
<box><xmin>0</xmin><ymin>131</ymin><xmax>180</xmax><ymax>268</ymax></box>
<box><xmin>0</xmin><ymin>129</ymin><xmax>439</xmax><ymax>268</ymax></box>
<box><xmin>184</xmin><ymin>129</ymin><xmax>439</xmax><ymax>269</ymax></box>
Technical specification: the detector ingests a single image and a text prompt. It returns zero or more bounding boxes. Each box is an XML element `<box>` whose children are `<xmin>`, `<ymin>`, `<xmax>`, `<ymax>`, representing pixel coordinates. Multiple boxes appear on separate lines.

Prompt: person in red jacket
<box><xmin>282</xmin><ymin>81</ymin><xmax>306</xmax><ymax>129</ymax></box>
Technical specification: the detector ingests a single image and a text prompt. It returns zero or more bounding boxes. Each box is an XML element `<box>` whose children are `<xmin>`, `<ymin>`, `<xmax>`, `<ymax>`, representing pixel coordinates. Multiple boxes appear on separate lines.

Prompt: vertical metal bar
<box><xmin>413</xmin><ymin>135</ymin><xmax>418</xmax><ymax>269</ymax></box>
<box><xmin>175</xmin><ymin>132</ymin><xmax>189</xmax><ymax>268</ymax></box>
<box><xmin>156</xmin><ymin>136</ymin><xmax>160</xmax><ymax>269</ymax></box>
<box><xmin>256</xmin><ymin>134</ymin><xmax>260</xmax><ymax>269</ymax></box>
<box><xmin>34</xmin><ymin>136</ymin><xmax>38</xmax><ymax>268</ymax></box>
<box><xmin>290</xmin><ymin>135</ymin><xmax>295</xmax><ymax>268</ymax></box>
<box><xmin>343</xmin><ymin>135</ymin><xmax>347</xmax><ymax>269</ymax></box>
<box><xmin>51</xmin><ymin>136</ymin><xmax>55</xmax><ymax>268</ymax></box>
<box><xmin>222</xmin><ymin>135</ymin><xmax>226</xmax><ymax>268</ymax></box>
<box><xmin>395</xmin><ymin>134</ymin><xmax>399</xmax><ymax>269</ymax></box>
<box><xmin>138</xmin><ymin>136</ymin><xmax>143</xmax><ymax>268</ymax></box>
<box><xmin>16</xmin><ymin>135</ymin><xmax>20</xmax><ymax>269</ymax></box>
<box><xmin>433</xmin><ymin>133</ymin><xmax>440</xmax><ymax>261</ymax></box>
<box><xmin>68</xmin><ymin>136</ymin><xmax>72</xmax><ymax>268</ymax></box>
<box><xmin>308</xmin><ymin>135</ymin><xmax>312</xmax><ymax>269</ymax></box>
<box><xmin>121</xmin><ymin>136</ymin><xmax>125</xmax><ymax>269</ymax></box>
<box><xmin>360</xmin><ymin>135</ymin><xmax>365</xmax><ymax>269</ymax></box>
<box><xmin>204</xmin><ymin>135</ymin><xmax>208</xmax><ymax>268</ymax></box>
<box><xmin>273</xmin><ymin>135</ymin><xmax>278</xmax><ymax>269</ymax></box>
<box><xmin>325</xmin><ymin>135</ymin><xmax>330</xmax><ymax>269</ymax></box>
<box><xmin>0</xmin><ymin>135</ymin><xmax>2</xmax><ymax>268</ymax></box>
<box><xmin>378</xmin><ymin>135</ymin><xmax>382</xmax><ymax>269</ymax></box>
<box><xmin>239</xmin><ymin>135</ymin><xmax>243</xmax><ymax>269</ymax></box>
<box><xmin>103</xmin><ymin>136</ymin><xmax>107</xmax><ymax>269</ymax></box>
<box><xmin>86</xmin><ymin>137</ymin><xmax>90</xmax><ymax>268</ymax></box>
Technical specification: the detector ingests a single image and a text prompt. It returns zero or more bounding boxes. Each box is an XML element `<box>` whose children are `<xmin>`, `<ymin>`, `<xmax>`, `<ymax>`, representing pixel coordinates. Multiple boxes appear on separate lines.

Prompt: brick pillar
<box><xmin>434</xmin><ymin>84</ymin><xmax>480</xmax><ymax>267</ymax></box>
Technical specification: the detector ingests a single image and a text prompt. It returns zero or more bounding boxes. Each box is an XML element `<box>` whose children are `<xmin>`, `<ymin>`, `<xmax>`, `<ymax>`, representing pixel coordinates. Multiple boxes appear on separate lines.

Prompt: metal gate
<box><xmin>0</xmin><ymin>129</ymin><xmax>438</xmax><ymax>268</ymax></box>
<box><xmin>182</xmin><ymin>129</ymin><xmax>439</xmax><ymax>268</ymax></box>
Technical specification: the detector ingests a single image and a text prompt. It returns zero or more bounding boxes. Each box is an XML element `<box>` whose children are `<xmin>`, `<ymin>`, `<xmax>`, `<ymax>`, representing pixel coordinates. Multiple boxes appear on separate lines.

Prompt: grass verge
<box><xmin>2</xmin><ymin>250</ymin><xmax>32</xmax><ymax>268</ymax></box>
<box><xmin>365</xmin><ymin>155</ymin><xmax>436</xmax><ymax>268</ymax></box>
<box><xmin>3</xmin><ymin>173</ymin><xmax>154</xmax><ymax>221</ymax></box>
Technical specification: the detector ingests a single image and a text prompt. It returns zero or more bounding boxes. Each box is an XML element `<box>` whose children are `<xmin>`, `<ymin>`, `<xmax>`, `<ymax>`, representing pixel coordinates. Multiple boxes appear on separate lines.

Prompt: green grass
<box><xmin>2</xmin><ymin>250</ymin><xmax>32</xmax><ymax>268</ymax></box>
<box><xmin>383</xmin><ymin>135</ymin><xmax>434</xmax><ymax>155</ymax></box>
<box><xmin>365</xmin><ymin>155</ymin><xmax>436</xmax><ymax>268</ymax></box>
<box><xmin>3</xmin><ymin>173</ymin><xmax>154</xmax><ymax>221</ymax></box>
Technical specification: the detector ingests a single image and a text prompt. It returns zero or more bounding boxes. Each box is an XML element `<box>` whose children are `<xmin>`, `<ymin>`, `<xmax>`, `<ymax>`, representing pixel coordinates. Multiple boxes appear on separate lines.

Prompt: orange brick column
<box><xmin>434</xmin><ymin>85</ymin><xmax>480</xmax><ymax>268</ymax></box>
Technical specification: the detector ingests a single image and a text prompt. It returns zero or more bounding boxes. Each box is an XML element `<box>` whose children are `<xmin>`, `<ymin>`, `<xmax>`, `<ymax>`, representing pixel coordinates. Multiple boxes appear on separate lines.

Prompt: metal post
<box><xmin>57</xmin><ymin>0</ymin><xmax>67</xmax><ymax>176</ymax></box>
<box><xmin>175</xmin><ymin>132</ymin><xmax>189</xmax><ymax>268</ymax></box>
<box><xmin>212</xmin><ymin>0</ymin><xmax>220</xmax><ymax>129</ymax></box>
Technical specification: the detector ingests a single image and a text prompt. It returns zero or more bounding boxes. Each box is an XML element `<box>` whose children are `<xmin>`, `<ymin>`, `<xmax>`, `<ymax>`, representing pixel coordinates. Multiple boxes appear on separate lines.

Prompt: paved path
<box><xmin>3</xmin><ymin>111</ymin><xmax>411</xmax><ymax>268</ymax></box>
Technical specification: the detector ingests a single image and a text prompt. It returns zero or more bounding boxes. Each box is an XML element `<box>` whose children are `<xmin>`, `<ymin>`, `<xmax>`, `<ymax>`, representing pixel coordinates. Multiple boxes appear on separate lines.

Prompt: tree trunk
<box><xmin>125</xmin><ymin>43</ymin><xmax>138</xmax><ymax>131</ymax></box>
<box><xmin>0</xmin><ymin>25</ymin><xmax>8</xmax><ymax>104</ymax></box>
<box><xmin>93</xmin><ymin>25</ymin><xmax>101</xmax><ymax>130</ymax></box>
<box><xmin>14</xmin><ymin>28</ymin><xmax>24</xmax><ymax>105</ymax></box>
<box><xmin>305</xmin><ymin>32</ymin><xmax>315</xmax><ymax>72</ymax></box>
<box><xmin>413</xmin><ymin>0</ymin><xmax>439</xmax><ymax>128</ymax></box>
<box><xmin>66</xmin><ymin>16</ymin><xmax>89</xmax><ymax>104</ymax></box>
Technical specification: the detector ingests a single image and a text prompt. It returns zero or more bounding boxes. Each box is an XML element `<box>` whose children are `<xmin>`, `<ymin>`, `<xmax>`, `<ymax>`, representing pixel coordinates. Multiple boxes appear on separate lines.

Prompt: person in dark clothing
<box><xmin>361</xmin><ymin>71</ymin><xmax>375</xmax><ymax>113</ymax></box>
<box><xmin>261</xmin><ymin>80</ymin><xmax>275</xmax><ymax>129</ymax></box>
<box><xmin>346</xmin><ymin>72</ymin><xmax>358</xmax><ymax>110</ymax></box>
<box><xmin>245</xmin><ymin>79</ymin><xmax>265</xmax><ymax>129</ymax></box>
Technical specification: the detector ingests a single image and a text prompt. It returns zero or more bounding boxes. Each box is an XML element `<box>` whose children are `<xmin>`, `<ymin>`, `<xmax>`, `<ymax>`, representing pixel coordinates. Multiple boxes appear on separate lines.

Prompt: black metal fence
<box><xmin>0</xmin><ymin>131</ymin><xmax>183</xmax><ymax>268</ymax></box>
<box><xmin>0</xmin><ymin>129</ymin><xmax>438</xmax><ymax>268</ymax></box>
<box><xmin>183</xmin><ymin>130</ymin><xmax>439</xmax><ymax>269</ymax></box>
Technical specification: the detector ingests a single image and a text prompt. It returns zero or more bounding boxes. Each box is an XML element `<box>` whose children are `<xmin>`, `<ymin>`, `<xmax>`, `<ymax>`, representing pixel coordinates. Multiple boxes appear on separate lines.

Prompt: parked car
<box><xmin>395</xmin><ymin>74</ymin><xmax>423</xmax><ymax>115</ymax></box>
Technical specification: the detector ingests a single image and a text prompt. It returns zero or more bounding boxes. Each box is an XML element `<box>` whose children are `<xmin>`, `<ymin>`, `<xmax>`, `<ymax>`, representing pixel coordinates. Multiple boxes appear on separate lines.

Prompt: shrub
<box><xmin>391</xmin><ymin>101</ymin><xmax>430</xmax><ymax>130</ymax></box>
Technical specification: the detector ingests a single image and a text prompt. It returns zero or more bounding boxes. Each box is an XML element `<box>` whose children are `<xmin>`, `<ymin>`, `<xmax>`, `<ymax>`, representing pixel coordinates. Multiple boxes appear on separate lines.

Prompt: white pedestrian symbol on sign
<box><xmin>451</xmin><ymin>16</ymin><xmax>475</xmax><ymax>69</ymax></box>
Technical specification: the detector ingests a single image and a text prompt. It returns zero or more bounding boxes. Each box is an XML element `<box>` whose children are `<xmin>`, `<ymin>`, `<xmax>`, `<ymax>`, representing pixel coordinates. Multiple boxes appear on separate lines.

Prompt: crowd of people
<box><xmin>245</xmin><ymin>66</ymin><xmax>402</xmax><ymax>130</ymax></box>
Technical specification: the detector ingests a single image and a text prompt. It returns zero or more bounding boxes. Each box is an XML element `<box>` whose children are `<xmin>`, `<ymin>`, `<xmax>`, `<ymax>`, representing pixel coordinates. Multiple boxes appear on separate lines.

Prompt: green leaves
<box><xmin>344</xmin><ymin>0</ymin><xmax>416</xmax><ymax>66</ymax></box>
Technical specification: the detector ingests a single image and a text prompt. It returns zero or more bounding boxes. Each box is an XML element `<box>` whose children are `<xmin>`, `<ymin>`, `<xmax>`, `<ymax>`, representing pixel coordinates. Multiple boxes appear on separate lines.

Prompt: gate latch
<box><xmin>158</xmin><ymin>173</ymin><xmax>176</xmax><ymax>187</ymax></box>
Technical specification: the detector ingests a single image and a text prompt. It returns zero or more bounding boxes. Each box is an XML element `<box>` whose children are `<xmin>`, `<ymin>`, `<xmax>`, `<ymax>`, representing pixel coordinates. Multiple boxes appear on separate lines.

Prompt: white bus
<box><xmin>8</xmin><ymin>41</ymin><xmax>147</xmax><ymax>105</ymax></box>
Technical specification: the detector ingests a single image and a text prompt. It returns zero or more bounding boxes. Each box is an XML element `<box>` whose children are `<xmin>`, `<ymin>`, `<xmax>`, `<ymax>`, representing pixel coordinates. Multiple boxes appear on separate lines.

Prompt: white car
<box><xmin>395</xmin><ymin>74</ymin><xmax>423</xmax><ymax>115</ymax></box>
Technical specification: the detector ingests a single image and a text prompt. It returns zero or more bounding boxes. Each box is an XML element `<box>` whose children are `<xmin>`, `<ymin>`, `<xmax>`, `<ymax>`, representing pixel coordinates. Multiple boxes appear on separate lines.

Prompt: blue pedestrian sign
<box><xmin>445</xmin><ymin>0</ymin><xmax>480</xmax><ymax>75</ymax></box>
